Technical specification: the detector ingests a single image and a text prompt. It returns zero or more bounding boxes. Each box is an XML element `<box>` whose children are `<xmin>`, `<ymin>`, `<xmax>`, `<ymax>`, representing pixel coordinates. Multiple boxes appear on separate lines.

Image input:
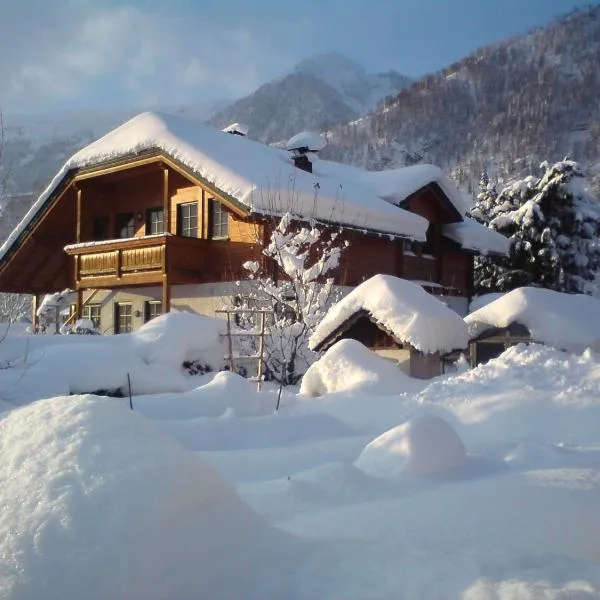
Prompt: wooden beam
<box><xmin>76</xmin><ymin>185</ymin><xmax>82</xmax><ymax>243</ymax></box>
<box><xmin>162</xmin><ymin>242</ymin><xmax>171</xmax><ymax>313</ymax></box>
<box><xmin>32</xmin><ymin>294</ymin><xmax>39</xmax><ymax>334</ymax></box>
<box><xmin>163</xmin><ymin>167</ymin><xmax>171</xmax><ymax>233</ymax></box>
<box><xmin>74</xmin><ymin>155</ymin><xmax>164</xmax><ymax>181</ymax></box>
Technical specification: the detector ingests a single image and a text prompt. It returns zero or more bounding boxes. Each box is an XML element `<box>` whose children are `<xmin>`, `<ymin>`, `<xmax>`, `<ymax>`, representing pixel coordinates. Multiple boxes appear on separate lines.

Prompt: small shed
<box><xmin>465</xmin><ymin>287</ymin><xmax>600</xmax><ymax>365</ymax></box>
<box><xmin>309</xmin><ymin>275</ymin><xmax>469</xmax><ymax>379</ymax></box>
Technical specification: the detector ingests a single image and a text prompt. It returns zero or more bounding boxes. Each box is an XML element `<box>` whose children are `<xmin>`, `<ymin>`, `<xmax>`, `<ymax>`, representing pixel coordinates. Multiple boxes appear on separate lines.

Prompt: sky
<box><xmin>0</xmin><ymin>0</ymin><xmax>589</xmax><ymax>115</ymax></box>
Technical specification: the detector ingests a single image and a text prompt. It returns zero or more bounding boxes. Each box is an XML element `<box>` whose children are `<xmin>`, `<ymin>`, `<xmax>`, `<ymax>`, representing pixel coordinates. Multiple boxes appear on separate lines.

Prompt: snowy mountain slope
<box><xmin>323</xmin><ymin>5</ymin><xmax>600</xmax><ymax>195</ymax></box>
<box><xmin>209</xmin><ymin>53</ymin><xmax>412</xmax><ymax>143</ymax></box>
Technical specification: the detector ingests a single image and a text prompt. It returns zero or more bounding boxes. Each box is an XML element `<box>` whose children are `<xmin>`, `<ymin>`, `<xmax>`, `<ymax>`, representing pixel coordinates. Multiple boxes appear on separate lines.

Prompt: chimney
<box><xmin>222</xmin><ymin>122</ymin><xmax>249</xmax><ymax>137</ymax></box>
<box><xmin>286</xmin><ymin>132</ymin><xmax>327</xmax><ymax>174</ymax></box>
<box><xmin>292</xmin><ymin>150</ymin><xmax>313</xmax><ymax>173</ymax></box>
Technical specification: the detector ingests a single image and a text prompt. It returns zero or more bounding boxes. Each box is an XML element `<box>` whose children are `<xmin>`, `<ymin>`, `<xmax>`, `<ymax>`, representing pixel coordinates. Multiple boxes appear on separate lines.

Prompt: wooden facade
<box><xmin>0</xmin><ymin>150</ymin><xmax>477</xmax><ymax>331</ymax></box>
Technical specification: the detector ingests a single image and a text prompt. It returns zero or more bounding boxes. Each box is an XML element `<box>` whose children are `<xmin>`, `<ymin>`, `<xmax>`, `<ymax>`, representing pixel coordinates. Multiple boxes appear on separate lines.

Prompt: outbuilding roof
<box><xmin>310</xmin><ymin>274</ymin><xmax>469</xmax><ymax>354</ymax></box>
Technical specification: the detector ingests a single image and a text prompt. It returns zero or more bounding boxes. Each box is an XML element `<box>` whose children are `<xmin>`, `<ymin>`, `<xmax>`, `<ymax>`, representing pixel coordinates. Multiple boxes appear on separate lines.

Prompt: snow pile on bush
<box><xmin>128</xmin><ymin>311</ymin><xmax>226</xmax><ymax>369</ymax></box>
<box><xmin>0</xmin><ymin>395</ymin><xmax>294</xmax><ymax>600</ymax></box>
<box><xmin>355</xmin><ymin>415</ymin><xmax>466</xmax><ymax>478</ymax></box>
<box><xmin>466</xmin><ymin>286</ymin><xmax>600</xmax><ymax>352</ymax></box>
<box><xmin>300</xmin><ymin>339</ymin><xmax>421</xmax><ymax>397</ymax></box>
<box><xmin>0</xmin><ymin>312</ymin><xmax>229</xmax><ymax>401</ymax></box>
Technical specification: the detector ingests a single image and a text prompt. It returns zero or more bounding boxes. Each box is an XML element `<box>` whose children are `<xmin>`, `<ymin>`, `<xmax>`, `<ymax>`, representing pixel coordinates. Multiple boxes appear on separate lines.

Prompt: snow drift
<box><xmin>355</xmin><ymin>415</ymin><xmax>466</xmax><ymax>478</ymax></box>
<box><xmin>300</xmin><ymin>338</ymin><xmax>422</xmax><ymax>396</ymax></box>
<box><xmin>0</xmin><ymin>395</ymin><xmax>295</xmax><ymax>600</ymax></box>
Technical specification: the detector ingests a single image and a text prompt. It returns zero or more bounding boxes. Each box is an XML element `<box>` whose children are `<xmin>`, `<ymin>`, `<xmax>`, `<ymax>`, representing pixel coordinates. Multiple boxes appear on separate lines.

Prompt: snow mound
<box><xmin>128</xmin><ymin>311</ymin><xmax>226</xmax><ymax>369</ymax></box>
<box><xmin>356</xmin><ymin>415</ymin><xmax>466</xmax><ymax>478</ymax></box>
<box><xmin>418</xmin><ymin>344</ymin><xmax>600</xmax><ymax>445</ymax></box>
<box><xmin>135</xmin><ymin>371</ymin><xmax>277</xmax><ymax>420</ymax></box>
<box><xmin>300</xmin><ymin>339</ymin><xmax>421</xmax><ymax>397</ymax></box>
<box><xmin>465</xmin><ymin>286</ymin><xmax>600</xmax><ymax>352</ymax></box>
<box><xmin>310</xmin><ymin>275</ymin><xmax>469</xmax><ymax>354</ymax></box>
<box><xmin>0</xmin><ymin>395</ymin><xmax>294</xmax><ymax>599</ymax></box>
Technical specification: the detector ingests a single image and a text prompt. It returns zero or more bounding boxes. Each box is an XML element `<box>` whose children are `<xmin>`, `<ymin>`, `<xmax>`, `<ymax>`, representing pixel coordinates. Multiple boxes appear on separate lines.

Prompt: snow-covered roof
<box><xmin>0</xmin><ymin>112</ymin><xmax>432</xmax><ymax>264</ymax></box>
<box><xmin>443</xmin><ymin>220</ymin><xmax>510</xmax><ymax>255</ymax></box>
<box><xmin>315</xmin><ymin>162</ymin><xmax>469</xmax><ymax>215</ymax></box>
<box><xmin>465</xmin><ymin>287</ymin><xmax>600</xmax><ymax>352</ymax></box>
<box><xmin>310</xmin><ymin>274</ymin><xmax>469</xmax><ymax>354</ymax></box>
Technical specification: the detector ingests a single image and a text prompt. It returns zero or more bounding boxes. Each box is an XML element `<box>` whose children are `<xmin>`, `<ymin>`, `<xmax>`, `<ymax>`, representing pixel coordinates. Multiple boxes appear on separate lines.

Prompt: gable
<box><xmin>399</xmin><ymin>182</ymin><xmax>463</xmax><ymax>224</ymax></box>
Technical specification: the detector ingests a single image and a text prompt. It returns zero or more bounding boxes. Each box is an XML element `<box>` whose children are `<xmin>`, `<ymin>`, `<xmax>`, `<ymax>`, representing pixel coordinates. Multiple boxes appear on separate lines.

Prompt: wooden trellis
<box><xmin>215</xmin><ymin>308</ymin><xmax>273</xmax><ymax>391</ymax></box>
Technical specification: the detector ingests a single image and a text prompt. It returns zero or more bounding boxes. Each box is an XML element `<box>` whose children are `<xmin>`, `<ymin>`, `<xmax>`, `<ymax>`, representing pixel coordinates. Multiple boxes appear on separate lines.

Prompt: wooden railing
<box><xmin>65</xmin><ymin>234</ymin><xmax>206</xmax><ymax>288</ymax></box>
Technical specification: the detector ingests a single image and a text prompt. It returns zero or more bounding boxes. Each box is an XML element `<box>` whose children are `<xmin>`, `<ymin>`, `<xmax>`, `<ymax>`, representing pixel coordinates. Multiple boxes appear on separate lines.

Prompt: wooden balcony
<box><xmin>65</xmin><ymin>234</ymin><xmax>207</xmax><ymax>289</ymax></box>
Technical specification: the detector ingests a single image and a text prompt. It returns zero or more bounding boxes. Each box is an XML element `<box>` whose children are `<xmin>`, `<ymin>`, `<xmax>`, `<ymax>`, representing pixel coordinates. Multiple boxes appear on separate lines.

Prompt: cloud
<box><xmin>0</xmin><ymin>1</ymin><xmax>294</xmax><ymax>113</ymax></box>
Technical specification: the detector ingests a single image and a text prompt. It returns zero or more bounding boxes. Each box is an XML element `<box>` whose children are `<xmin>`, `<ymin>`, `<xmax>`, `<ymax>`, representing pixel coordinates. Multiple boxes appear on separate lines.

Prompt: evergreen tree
<box><xmin>472</xmin><ymin>160</ymin><xmax>600</xmax><ymax>295</ymax></box>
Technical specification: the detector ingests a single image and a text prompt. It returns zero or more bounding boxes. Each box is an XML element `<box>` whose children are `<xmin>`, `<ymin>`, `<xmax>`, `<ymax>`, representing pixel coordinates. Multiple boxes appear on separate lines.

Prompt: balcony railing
<box><xmin>65</xmin><ymin>234</ymin><xmax>206</xmax><ymax>288</ymax></box>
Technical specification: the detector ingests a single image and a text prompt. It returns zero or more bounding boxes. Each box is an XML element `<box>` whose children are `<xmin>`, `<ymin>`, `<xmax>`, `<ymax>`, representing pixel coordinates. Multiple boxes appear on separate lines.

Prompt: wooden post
<box><xmin>163</xmin><ymin>167</ymin><xmax>171</xmax><ymax>233</ymax></box>
<box><xmin>256</xmin><ymin>311</ymin><xmax>266</xmax><ymax>392</ymax></box>
<box><xmin>75</xmin><ymin>185</ymin><xmax>82</xmax><ymax>243</ymax></box>
<box><xmin>161</xmin><ymin>242</ymin><xmax>171</xmax><ymax>313</ymax></box>
<box><xmin>77</xmin><ymin>289</ymin><xmax>83</xmax><ymax>319</ymax></box>
<box><xmin>226</xmin><ymin>313</ymin><xmax>234</xmax><ymax>372</ymax></box>
<box><xmin>32</xmin><ymin>294</ymin><xmax>39</xmax><ymax>334</ymax></box>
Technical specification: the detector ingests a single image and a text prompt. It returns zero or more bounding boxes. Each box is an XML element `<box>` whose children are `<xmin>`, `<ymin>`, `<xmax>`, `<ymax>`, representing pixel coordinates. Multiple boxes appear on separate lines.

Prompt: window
<box><xmin>177</xmin><ymin>202</ymin><xmax>198</xmax><ymax>238</ymax></box>
<box><xmin>115</xmin><ymin>213</ymin><xmax>135</xmax><ymax>239</ymax></box>
<box><xmin>144</xmin><ymin>300</ymin><xmax>162</xmax><ymax>323</ymax></box>
<box><xmin>209</xmin><ymin>199</ymin><xmax>229</xmax><ymax>239</ymax></box>
<box><xmin>114</xmin><ymin>303</ymin><xmax>133</xmax><ymax>334</ymax></box>
<box><xmin>83</xmin><ymin>304</ymin><xmax>102</xmax><ymax>330</ymax></box>
<box><xmin>93</xmin><ymin>217</ymin><xmax>109</xmax><ymax>241</ymax></box>
<box><xmin>146</xmin><ymin>208</ymin><xmax>165</xmax><ymax>235</ymax></box>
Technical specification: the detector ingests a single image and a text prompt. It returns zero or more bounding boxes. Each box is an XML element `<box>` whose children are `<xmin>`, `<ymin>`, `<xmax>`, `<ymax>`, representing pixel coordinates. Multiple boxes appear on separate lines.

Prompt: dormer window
<box><xmin>209</xmin><ymin>199</ymin><xmax>229</xmax><ymax>239</ymax></box>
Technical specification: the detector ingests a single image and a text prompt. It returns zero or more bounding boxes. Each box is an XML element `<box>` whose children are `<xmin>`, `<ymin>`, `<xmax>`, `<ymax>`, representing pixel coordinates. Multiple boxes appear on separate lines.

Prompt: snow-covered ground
<box><xmin>1</xmin><ymin>317</ymin><xmax>600</xmax><ymax>599</ymax></box>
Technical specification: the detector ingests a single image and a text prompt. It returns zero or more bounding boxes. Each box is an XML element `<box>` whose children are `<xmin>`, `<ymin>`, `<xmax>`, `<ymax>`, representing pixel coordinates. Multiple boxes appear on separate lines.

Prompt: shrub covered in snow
<box><xmin>355</xmin><ymin>415</ymin><xmax>466</xmax><ymax>478</ymax></box>
<box><xmin>300</xmin><ymin>338</ymin><xmax>422</xmax><ymax>397</ymax></box>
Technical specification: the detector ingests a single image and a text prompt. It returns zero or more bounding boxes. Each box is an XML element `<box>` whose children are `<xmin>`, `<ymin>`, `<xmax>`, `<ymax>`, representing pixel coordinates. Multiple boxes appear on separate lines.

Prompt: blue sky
<box><xmin>0</xmin><ymin>0</ymin><xmax>589</xmax><ymax>114</ymax></box>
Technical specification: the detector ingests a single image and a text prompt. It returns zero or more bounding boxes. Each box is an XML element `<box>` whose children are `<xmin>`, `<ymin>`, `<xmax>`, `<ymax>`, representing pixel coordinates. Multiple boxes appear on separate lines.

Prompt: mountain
<box><xmin>209</xmin><ymin>53</ymin><xmax>412</xmax><ymax>142</ymax></box>
<box><xmin>323</xmin><ymin>5</ymin><xmax>600</xmax><ymax>196</ymax></box>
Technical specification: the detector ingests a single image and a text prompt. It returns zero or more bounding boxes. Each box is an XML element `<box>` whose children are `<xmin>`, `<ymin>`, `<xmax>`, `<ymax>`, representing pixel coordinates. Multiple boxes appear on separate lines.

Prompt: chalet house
<box><xmin>309</xmin><ymin>275</ymin><xmax>469</xmax><ymax>378</ymax></box>
<box><xmin>0</xmin><ymin>112</ymin><xmax>508</xmax><ymax>334</ymax></box>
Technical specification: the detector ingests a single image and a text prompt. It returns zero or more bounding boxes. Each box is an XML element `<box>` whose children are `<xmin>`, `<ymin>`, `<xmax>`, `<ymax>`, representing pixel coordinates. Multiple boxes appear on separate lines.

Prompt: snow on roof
<box><xmin>310</xmin><ymin>274</ymin><xmax>469</xmax><ymax>354</ymax></box>
<box><xmin>465</xmin><ymin>287</ymin><xmax>600</xmax><ymax>352</ymax></box>
<box><xmin>443</xmin><ymin>220</ymin><xmax>510</xmax><ymax>255</ymax></box>
<box><xmin>0</xmin><ymin>112</ymin><xmax>429</xmax><ymax>263</ymax></box>
<box><xmin>315</xmin><ymin>162</ymin><xmax>469</xmax><ymax>215</ymax></box>
<box><xmin>286</xmin><ymin>131</ymin><xmax>328</xmax><ymax>152</ymax></box>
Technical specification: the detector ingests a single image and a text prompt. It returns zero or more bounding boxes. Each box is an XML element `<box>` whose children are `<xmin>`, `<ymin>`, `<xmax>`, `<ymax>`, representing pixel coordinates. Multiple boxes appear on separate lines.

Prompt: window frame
<box><xmin>83</xmin><ymin>303</ymin><xmax>102</xmax><ymax>330</ymax></box>
<box><xmin>114</xmin><ymin>302</ymin><xmax>133</xmax><ymax>334</ymax></box>
<box><xmin>144</xmin><ymin>300</ymin><xmax>162</xmax><ymax>323</ymax></box>
<box><xmin>209</xmin><ymin>198</ymin><xmax>229</xmax><ymax>239</ymax></box>
<box><xmin>145</xmin><ymin>207</ymin><xmax>165</xmax><ymax>235</ymax></box>
<box><xmin>177</xmin><ymin>202</ymin><xmax>198</xmax><ymax>238</ymax></box>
